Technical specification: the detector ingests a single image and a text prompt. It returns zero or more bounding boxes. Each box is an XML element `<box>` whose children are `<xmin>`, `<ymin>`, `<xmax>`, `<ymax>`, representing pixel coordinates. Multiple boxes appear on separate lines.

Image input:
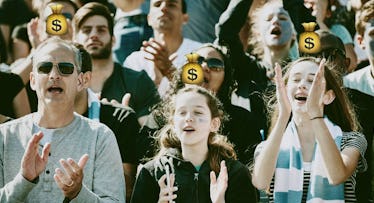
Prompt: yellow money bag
<box><xmin>46</xmin><ymin>4</ymin><xmax>68</xmax><ymax>35</ymax></box>
<box><xmin>299</xmin><ymin>22</ymin><xmax>321</xmax><ymax>54</ymax></box>
<box><xmin>181</xmin><ymin>53</ymin><xmax>204</xmax><ymax>85</ymax></box>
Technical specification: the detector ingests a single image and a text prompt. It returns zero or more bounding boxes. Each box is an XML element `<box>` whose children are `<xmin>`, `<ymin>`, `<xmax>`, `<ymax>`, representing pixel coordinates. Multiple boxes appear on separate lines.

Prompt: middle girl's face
<box><xmin>173</xmin><ymin>91</ymin><xmax>217</xmax><ymax>146</ymax></box>
<box><xmin>286</xmin><ymin>61</ymin><xmax>319</xmax><ymax>113</ymax></box>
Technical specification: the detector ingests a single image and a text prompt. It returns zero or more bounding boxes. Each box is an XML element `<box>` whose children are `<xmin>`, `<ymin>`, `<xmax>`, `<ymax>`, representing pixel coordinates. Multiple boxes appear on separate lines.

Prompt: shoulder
<box><xmin>182</xmin><ymin>38</ymin><xmax>203</xmax><ymax>49</ymax></box>
<box><xmin>0</xmin><ymin>114</ymin><xmax>33</xmax><ymax>133</ymax></box>
<box><xmin>75</xmin><ymin>113</ymin><xmax>115</xmax><ymax>137</ymax></box>
<box><xmin>341</xmin><ymin>131</ymin><xmax>367</xmax><ymax>152</ymax></box>
<box><xmin>225</xmin><ymin>159</ymin><xmax>250</xmax><ymax>175</ymax></box>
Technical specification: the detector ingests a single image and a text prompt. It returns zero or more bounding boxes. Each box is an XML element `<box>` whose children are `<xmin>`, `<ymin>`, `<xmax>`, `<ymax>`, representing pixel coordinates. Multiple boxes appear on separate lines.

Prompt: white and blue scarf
<box><xmin>273</xmin><ymin>117</ymin><xmax>344</xmax><ymax>202</ymax></box>
<box><xmin>87</xmin><ymin>88</ymin><xmax>101</xmax><ymax>121</ymax></box>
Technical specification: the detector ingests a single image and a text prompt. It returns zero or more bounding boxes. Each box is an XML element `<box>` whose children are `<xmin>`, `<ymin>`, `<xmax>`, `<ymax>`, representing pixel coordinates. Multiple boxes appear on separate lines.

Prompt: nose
<box><xmin>297</xmin><ymin>80</ymin><xmax>307</xmax><ymax>90</ymax></box>
<box><xmin>185</xmin><ymin>112</ymin><xmax>194</xmax><ymax>122</ymax></box>
<box><xmin>89</xmin><ymin>28</ymin><xmax>99</xmax><ymax>40</ymax></box>
<box><xmin>201</xmin><ymin>62</ymin><xmax>210</xmax><ymax>73</ymax></box>
<box><xmin>160</xmin><ymin>1</ymin><xmax>168</xmax><ymax>12</ymax></box>
<box><xmin>49</xmin><ymin>65</ymin><xmax>62</xmax><ymax>80</ymax></box>
<box><xmin>271</xmin><ymin>16</ymin><xmax>280</xmax><ymax>25</ymax></box>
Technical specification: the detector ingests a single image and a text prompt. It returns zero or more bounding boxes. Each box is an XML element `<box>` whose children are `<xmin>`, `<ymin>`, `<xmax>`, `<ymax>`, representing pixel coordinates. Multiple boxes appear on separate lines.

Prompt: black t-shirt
<box><xmin>101</xmin><ymin>63</ymin><xmax>160</xmax><ymax>118</ymax></box>
<box><xmin>0</xmin><ymin>70</ymin><xmax>24</xmax><ymax>117</ymax></box>
<box><xmin>83</xmin><ymin>104</ymin><xmax>140</xmax><ymax>164</ymax></box>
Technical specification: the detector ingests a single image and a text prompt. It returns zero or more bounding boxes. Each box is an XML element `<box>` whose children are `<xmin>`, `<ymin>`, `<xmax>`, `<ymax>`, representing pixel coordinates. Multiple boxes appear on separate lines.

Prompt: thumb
<box><xmin>122</xmin><ymin>93</ymin><xmax>131</xmax><ymax>107</ymax></box>
<box><xmin>78</xmin><ymin>154</ymin><xmax>89</xmax><ymax>168</ymax></box>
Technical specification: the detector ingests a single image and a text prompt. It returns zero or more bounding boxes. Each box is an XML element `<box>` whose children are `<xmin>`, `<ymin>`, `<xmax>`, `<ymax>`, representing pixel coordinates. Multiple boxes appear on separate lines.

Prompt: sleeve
<box><xmin>330</xmin><ymin>24</ymin><xmax>354</xmax><ymax>45</ymax></box>
<box><xmin>282</xmin><ymin>0</ymin><xmax>316</xmax><ymax>35</ymax></box>
<box><xmin>226</xmin><ymin>161</ymin><xmax>257</xmax><ymax>202</ymax></box>
<box><xmin>130</xmin><ymin>166</ymin><xmax>160</xmax><ymax>203</ymax></box>
<box><xmin>133</xmin><ymin>71</ymin><xmax>160</xmax><ymax>118</ymax></box>
<box><xmin>0</xmin><ymin>126</ymin><xmax>36</xmax><ymax>202</ymax></box>
<box><xmin>215</xmin><ymin>0</ymin><xmax>258</xmax><ymax>82</ymax></box>
<box><xmin>71</xmin><ymin>127</ymin><xmax>126</xmax><ymax>203</ymax></box>
<box><xmin>342</xmin><ymin>131</ymin><xmax>368</xmax><ymax>173</ymax></box>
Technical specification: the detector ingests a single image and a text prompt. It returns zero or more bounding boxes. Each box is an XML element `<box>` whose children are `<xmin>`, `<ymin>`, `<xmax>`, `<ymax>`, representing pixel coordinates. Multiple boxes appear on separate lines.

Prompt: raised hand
<box><xmin>54</xmin><ymin>154</ymin><xmax>89</xmax><ymax>200</ymax></box>
<box><xmin>274</xmin><ymin>63</ymin><xmax>291</xmax><ymax>118</ymax></box>
<box><xmin>141</xmin><ymin>37</ymin><xmax>177</xmax><ymax>80</ymax></box>
<box><xmin>157</xmin><ymin>173</ymin><xmax>178</xmax><ymax>203</ymax></box>
<box><xmin>21</xmin><ymin>131</ymin><xmax>51</xmax><ymax>182</ymax></box>
<box><xmin>307</xmin><ymin>59</ymin><xmax>326</xmax><ymax>118</ymax></box>
<box><xmin>210</xmin><ymin>160</ymin><xmax>228</xmax><ymax>203</ymax></box>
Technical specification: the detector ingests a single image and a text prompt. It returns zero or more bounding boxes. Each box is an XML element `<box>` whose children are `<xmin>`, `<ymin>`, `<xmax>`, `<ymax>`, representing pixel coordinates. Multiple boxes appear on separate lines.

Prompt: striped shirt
<box><xmin>257</xmin><ymin>131</ymin><xmax>367</xmax><ymax>202</ymax></box>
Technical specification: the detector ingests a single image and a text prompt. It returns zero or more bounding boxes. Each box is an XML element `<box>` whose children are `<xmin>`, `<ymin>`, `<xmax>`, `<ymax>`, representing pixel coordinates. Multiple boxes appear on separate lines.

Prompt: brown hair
<box><xmin>356</xmin><ymin>0</ymin><xmax>374</xmax><ymax>36</ymax></box>
<box><xmin>156</xmin><ymin>85</ymin><xmax>236</xmax><ymax>173</ymax></box>
<box><xmin>73</xmin><ymin>2</ymin><xmax>114</xmax><ymax>36</ymax></box>
<box><xmin>268</xmin><ymin>57</ymin><xmax>360</xmax><ymax>132</ymax></box>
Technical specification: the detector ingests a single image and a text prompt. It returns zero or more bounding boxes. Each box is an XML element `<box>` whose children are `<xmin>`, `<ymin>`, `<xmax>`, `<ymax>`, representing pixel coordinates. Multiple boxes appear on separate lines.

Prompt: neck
<box><xmin>263</xmin><ymin>46</ymin><xmax>289</xmax><ymax>67</ymax></box>
<box><xmin>74</xmin><ymin>89</ymin><xmax>88</xmax><ymax>115</ymax></box>
<box><xmin>35</xmin><ymin>105</ymin><xmax>75</xmax><ymax>128</ymax></box>
<box><xmin>181</xmin><ymin>144</ymin><xmax>208</xmax><ymax>167</ymax></box>
<box><xmin>370</xmin><ymin>62</ymin><xmax>374</xmax><ymax>79</ymax></box>
<box><xmin>154</xmin><ymin>31</ymin><xmax>183</xmax><ymax>54</ymax></box>
<box><xmin>90</xmin><ymin>58</ymin><xmax>114</xmax><ymax>94</ymax></box>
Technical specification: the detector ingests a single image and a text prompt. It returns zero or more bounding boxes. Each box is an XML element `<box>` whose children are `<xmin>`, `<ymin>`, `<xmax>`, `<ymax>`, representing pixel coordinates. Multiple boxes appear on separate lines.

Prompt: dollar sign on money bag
<box><xmin>181</xmin><ymin>53</ymin><xmax>204</xmax><ymax>85</ymax></box>
<box><xmin>299</xmin><ymin>22</ymin><xmax>321</xmax><ymax>54</ymax></box>
<box><xmin>46</xmin><ymin>4</ymin><xmax>68</xmax><ymax>35</ymax></box>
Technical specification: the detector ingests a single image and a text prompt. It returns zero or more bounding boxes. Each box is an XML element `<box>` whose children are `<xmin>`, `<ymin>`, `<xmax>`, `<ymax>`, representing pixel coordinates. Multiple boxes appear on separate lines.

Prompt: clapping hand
<box><xmin>21</xmin><ymin>132</ymin><xmax>51</xmax><ymax>182</ymax></box>
<box><xmin>210</xmin><ymin>160</ymin><xmax>228</xmax><ymax>203</ymax></box>
<box><xmin>54</xmin><ymin>154</ymin><xmax>89</xmax><ymax>200</ymax></box>
<box><xmin>307</xmin><ymin>59</ymin><xmax>327</xmax><ymax>119</ymax></box>
<box><xmin>274</xmin><ymin>63</ymin><xmax>291</xmax><ymax>119</ymax></box>
<box><xmin>157</xmin><ymin>172</ymin><xmax>178</xmax><ymax>203</ymax></box>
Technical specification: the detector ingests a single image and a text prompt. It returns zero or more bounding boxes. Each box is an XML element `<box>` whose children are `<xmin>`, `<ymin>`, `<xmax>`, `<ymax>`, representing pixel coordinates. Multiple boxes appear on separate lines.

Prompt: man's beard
<box><xmin>90</xmin><ymin>40</ymin><xmax>112</xmax><ymax>59</ymax></box>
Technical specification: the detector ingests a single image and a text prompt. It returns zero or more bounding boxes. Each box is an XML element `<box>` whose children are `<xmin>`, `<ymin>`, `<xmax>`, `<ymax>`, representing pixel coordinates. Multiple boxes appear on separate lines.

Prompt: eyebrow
<box><xmin>292</xmin><ymin>72</ymin><xmax>316</xmax><ymax>76</ymax></box>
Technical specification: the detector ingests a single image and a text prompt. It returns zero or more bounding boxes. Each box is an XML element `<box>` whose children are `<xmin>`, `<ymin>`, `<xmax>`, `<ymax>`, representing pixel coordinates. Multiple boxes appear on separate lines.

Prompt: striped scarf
<box><xmin>87</xmin><ymin>88</ymin><xmax>100</xmax><ymax>122</ymax></box>
<box><xmin>273</xmin><ymin>117</ymin><xmax>344</xmax><ymax>202</ymax></box>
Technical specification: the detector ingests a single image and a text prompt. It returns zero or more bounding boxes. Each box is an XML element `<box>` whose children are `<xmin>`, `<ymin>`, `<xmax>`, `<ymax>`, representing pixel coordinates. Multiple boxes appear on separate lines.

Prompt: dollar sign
<box><xmin>52</xmin><ymin>19</ymin><xmax>62</xmax><ymax>32</ymax></box>
<box><xmin>304</xmin><ymin>37</ymin><xmax>314</xmax><ymax>49</ymax></box>
<box><xmin>187</xmin><ymin>68</ymin><xmax>197</xmax><ymax>81</ymax></box>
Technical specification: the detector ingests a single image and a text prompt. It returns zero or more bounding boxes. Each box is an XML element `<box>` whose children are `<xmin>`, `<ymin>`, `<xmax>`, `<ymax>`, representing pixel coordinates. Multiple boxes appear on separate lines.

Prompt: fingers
<box><xmin>78</xmin><ymin>154</ymin><xmax>89</xmax><ymax>169</ymax></box>
<box><xmin>274</xmin><ymin>63</ymin><xmax>283</xmax><ymax>87</ymax></box>
<box><xmin>55</xmin><ymin>168</ymin><xmax>73</xmax><ymax>186</ymax></box>
<box><xmin>41</xmin><ymin>143</ymin><xmax>51</xmax><ymax>163</ymax></box>
<box><xmin>158</xmin><ymin>174</ymin><xmax>167</xmax><ymax>188</ymax></box>
<box><xmin>26</xmin><ymin>132</ymin><xmax>43</xmax><ymax>153</ymax></box>
<box><xmin>210</xmin><ymin>171</ymin><xmax>217</xmax><ymax>185</ymax></box>
<box><xmin>121</xmin><ymin>93</ymin><xmax>131</xmax><ymax>107</ymax></box>
<box><xmin>218</xmin><ymin>160</ymin><xmax>228</xmax><ymax>182</ymax></box>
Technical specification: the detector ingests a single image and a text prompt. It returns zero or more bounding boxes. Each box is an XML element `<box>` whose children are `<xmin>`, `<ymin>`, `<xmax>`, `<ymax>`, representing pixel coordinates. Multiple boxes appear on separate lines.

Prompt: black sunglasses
<box><xmin>37</xmin><ymin>62</ymin><xmax>75</xmax><ymax>76</ymax></box>
<box><xmin>197</xmin><ymin>56</ymin><xmax>224</xmax><ymax>71</ymax></box>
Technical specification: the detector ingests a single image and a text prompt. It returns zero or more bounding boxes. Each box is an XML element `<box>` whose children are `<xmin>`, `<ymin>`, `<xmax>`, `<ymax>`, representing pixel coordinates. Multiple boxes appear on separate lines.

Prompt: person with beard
<box><xmin>123</xmin><ymin>0</ymin><xmax>202</xmax><ymax>97</ymax></box>
<box><xmin>73</xmin><ymin>2</ymin><xmax>160</xmax><ymax>126</ymax></box>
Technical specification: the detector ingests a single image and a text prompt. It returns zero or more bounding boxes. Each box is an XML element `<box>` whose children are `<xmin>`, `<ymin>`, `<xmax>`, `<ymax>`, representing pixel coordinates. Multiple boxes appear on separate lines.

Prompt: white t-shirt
<box><xmin>124</xmin><ymin>38</ymin><xmax>202</xmax><ymax>96</ymax></box>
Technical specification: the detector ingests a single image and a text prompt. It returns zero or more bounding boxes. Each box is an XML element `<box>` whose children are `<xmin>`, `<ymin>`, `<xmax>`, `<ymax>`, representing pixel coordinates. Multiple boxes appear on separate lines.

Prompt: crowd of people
<box><xmin>0</xmin><ymin>0</ymin><xmax>373</xmax><ymax>202</ymax></box>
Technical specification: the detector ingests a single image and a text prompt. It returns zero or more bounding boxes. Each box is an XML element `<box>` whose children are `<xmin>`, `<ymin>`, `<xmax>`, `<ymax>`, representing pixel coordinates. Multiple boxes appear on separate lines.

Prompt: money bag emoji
<box><xmin>46</xmin><ymin>4</ymin><xmax>68</xmax><ymax>35</ymax></box>
<box><xmin>299</xmin><ymin>22</ymin><xmax>321</xmax><ymax>54</ymax></box>
<box><xmin>181</xmin><ymin>53</ymin><xmax>204</xmax><ymax>85</ymax></box>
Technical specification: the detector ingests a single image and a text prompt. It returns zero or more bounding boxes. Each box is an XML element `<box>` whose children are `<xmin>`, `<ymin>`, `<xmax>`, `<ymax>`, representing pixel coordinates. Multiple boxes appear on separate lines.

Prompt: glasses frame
<box><xmin>197</xmin><ymin>56</ymin><xmax>225</xmax><ymax>71</ymax></box>
<box><xmin>36</xmin><ymin>62</ymin><xmax>76</xmax><ymax>76</ymax></box>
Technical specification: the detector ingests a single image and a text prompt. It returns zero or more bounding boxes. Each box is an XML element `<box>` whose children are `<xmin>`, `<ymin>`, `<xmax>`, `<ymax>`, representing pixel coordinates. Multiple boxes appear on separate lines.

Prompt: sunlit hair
<box><xmin>32</xmin><ymin>37</ymin><xmax>82</xmax><ymax>72</ymax></box>
<box><xmin>250</xmin><ymin>0</ymin><xmax>296</xmax><ymax>59</ymax></box>
<box><xmin>155</xmin><ymin>85</ymin><xmax>236</xmax><ymax>173</ymax></box>
<box><xmin>355</xmin><ymin>0</ymin><xmax>374</xmax><ymax>36</ymax></box>
<box><xmin>268</xmin><ymin>57</ymin><xmax>360</xmax><ymax>132</ymax></box>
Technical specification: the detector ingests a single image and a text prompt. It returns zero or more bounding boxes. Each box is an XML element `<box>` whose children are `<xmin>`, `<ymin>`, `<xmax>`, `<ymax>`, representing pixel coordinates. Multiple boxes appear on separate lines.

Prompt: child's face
<box><xmin>259</xmin><ymin>5</ymin><xmax>294</xmax><ymax>48</ymax></box>
<box><xmin>173</xmin><ymin>92</ymin><xmax>217</xmax><ymax>146</ymax></box>
<box><xmin>286</xmin><ymin>61</ymin><xmax>319</xmax><ymax>113</ymax></box>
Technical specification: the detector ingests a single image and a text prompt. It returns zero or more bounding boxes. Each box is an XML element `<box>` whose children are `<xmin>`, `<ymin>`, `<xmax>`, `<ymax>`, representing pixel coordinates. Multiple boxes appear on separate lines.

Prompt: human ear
<box><xmin>77</xmin><ymin>72</ymin><xmax>84</xmax><ymax>92</ymax></box>
<box><xmin>210</xmin><ymin>117</ymin><xmax>221</xmax><ymax>132</ymax></box>
<box><xmin>357</xmin><ymin>34</ymin><xmax>365</xmax><ymax>50</ymax></box>
<box><xmin>30</xmin><ymin>72</ymin><xmax>36</xmax><ymax>91</ymax></box>
<box><xmin>323</xmin><ymin>89</ymin><xmax>335</xmax><ymax>105</ymax></box>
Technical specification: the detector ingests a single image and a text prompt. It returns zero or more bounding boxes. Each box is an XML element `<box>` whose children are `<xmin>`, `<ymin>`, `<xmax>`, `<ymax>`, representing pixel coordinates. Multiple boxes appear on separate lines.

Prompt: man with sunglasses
<box><xmin>123</xmin><ymin>0</ymin><xmax>202</xmax><ymax>97</ymax></box>
<box><xmin>0</xmin><ymin>37</ymin><xmax>125</xmax><ymax>202</ymax></box>
<box><xmin>73</xmin><ymin>2</ymin><xmax>160</xmax><ymax>126</ymax></box>
<box><xmin>343</xmin><ymin>1</ymin><xmax>374</xmax><ymax>201</ymax></box>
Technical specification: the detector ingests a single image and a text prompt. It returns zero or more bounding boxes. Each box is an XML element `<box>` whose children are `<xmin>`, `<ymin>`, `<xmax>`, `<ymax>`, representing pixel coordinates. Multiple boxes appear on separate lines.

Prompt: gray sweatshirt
<box><xmin>0</xmin><ymin>113</ymin><xmax>126</xmax><ymax>202</ymax></box>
